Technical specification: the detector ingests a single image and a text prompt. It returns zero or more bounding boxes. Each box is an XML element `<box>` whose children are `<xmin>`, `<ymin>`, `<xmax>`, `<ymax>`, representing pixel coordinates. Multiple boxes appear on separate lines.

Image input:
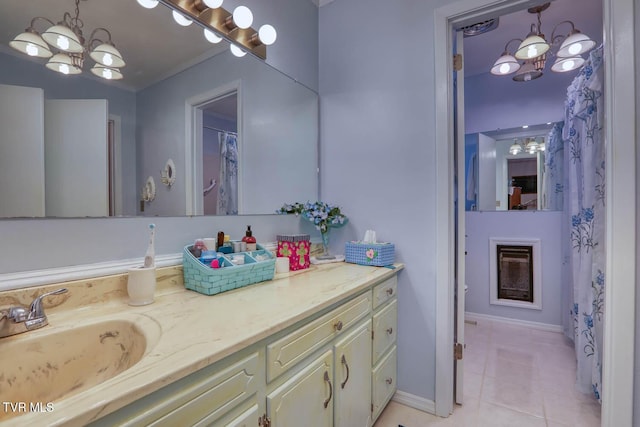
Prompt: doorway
<box><xmin>201</xmin><ymin>92</ymin><xmax>238</xmax><ymax>215</ymax></box>
<box><xmin>433</xmin><ymin>0</ymin><xmax>636</xmax><ymax>424</ymax></box>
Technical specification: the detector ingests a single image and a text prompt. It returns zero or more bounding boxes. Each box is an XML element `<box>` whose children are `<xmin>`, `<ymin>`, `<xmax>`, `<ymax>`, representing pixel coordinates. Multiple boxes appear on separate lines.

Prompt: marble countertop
<box><xmin>0</xmin><ymin>261</ymin><xmax>403</xmax><ymax>426</ymax></box>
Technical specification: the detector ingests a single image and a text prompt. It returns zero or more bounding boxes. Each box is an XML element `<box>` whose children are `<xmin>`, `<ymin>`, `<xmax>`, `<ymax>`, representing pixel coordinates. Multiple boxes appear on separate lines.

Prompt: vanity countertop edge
<box><xmin>0</xmin><ymin>261</ymin><xmax>403</xmax><ymax>427</ymax></box>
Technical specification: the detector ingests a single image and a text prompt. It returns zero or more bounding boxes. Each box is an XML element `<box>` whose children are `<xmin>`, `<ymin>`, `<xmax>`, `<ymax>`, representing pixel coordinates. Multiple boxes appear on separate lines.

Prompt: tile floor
<box><xmin>374</xmin><ymin>319</ymin><xmax>601</xmax><ymax>427</ymax></box>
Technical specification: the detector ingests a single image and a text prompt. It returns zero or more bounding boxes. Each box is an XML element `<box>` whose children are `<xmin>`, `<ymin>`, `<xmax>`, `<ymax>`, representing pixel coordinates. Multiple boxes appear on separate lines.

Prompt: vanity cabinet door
<box><xmin>267</xmin><ymin>350</ymin><xmax>334</xmax><ymax>427</ymax></box>
<box><xmin>334</xmin><ymin>319</ymin><xmax>372</xmax><ymax>427</ymax></box>
<box><xmin>372</xmin><ymin>345</ymin><xmax>397</xmax><ymax>422</ymax></box>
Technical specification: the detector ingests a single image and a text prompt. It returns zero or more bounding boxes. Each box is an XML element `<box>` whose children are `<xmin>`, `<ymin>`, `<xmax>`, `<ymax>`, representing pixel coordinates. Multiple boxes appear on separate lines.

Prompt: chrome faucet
<box><xmin>0</xmin><ymin>288</ymin><xmax>68</xmax><ymax>338</ymax></box>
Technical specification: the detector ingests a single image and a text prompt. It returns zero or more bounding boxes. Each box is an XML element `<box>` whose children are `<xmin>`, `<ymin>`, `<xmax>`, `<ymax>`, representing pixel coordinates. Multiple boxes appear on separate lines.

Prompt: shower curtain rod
<box><xmin>204</xmin><ymin>125</ymin><xmax>237</xmax><ymax>135</ymax></box>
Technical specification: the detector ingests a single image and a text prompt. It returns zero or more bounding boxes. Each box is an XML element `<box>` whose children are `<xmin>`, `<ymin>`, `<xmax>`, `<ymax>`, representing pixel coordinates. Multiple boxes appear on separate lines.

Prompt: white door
<box><xmin>454</xmin><ymin>29</ymin><xmax>466</xmax><ymax>405</ymax></box>
<box><xmin>0</xmin><ymin>84</ymin><xmax>46</xmax><ymax>217</ymax></box>
<box><xmin>44</xmin><ymin>99</ymin><xmax>108</xmax><ymax>217</ymax></box>
<box><xmin>334</xmin><ymin>319</ymin><xmax>372</xmax><ymax>427</ymax></box>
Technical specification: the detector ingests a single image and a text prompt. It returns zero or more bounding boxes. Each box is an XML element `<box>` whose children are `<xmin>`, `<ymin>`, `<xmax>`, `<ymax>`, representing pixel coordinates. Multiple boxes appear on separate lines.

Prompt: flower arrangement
<box><xmin>278</xmin><ymin>201</ymin><xmax>348</xmax><ymax>259</ymax></box>
<box><xmin>277</xmin><ymin>201</ymin><xmax>348</xmax><ymax>233</ymax></box>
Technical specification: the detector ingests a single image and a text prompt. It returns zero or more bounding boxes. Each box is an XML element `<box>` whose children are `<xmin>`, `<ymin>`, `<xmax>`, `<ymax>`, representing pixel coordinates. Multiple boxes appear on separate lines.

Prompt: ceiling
<box><xmin>462</xmin><ymin>0</ymin><xmax>603</xmax><ymax>77</ymax></box>
<box><xmin>0</xmin><ymin>0</ymin><xmax>228</xmax><ymax>91</ymax></box>
<box><xmin>0</xmin><ymin>0</ymin><xmax>602</xmax><ymax>91</ymax></box>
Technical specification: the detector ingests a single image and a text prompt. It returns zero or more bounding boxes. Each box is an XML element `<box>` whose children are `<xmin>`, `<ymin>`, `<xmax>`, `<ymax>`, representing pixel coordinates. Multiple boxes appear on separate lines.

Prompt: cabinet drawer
<box><xmin>372</xmin><ymin>299</ymin><xmax>397</xmax><ymax>364</ymax></box>
<box><xmin>373</xmin><ymin>276</ymin><xmax>397</xmax><ymax>309</ymax></box>
<box><xmin>146</xmin><ymin>352</ymin><xmax>261</xmax><ymax>427</ymax></box>
<box><xmin>267</xmin><ymin>292</ymin><xmax>371</xmax><ymax>382</ymax></box>
<box><xmin>372</xmin><ymin>345</ymin><xmax>397</xmax><ymax>422</ymax></box>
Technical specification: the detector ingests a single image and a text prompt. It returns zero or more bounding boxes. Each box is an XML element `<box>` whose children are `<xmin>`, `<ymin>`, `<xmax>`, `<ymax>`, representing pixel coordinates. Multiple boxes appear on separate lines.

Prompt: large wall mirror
<box><xmin>0</xmin><ymin>0</ymin><xmax>318</xmax><ymax>219</ymax></box>
<box><xmin>465</xmin><ymin>122</ymin><xmax>564</xmax><ymax>212</ymax></box>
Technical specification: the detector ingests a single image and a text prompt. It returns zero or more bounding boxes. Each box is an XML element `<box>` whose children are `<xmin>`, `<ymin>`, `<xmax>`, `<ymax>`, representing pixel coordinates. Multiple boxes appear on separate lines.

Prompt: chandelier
<box><xmin>491</xmin><ymin>2</ymin><xmax>596</xmax><ymax>82</ymax></box>
<box><xmin>9</xmin><ymin>0</ymin><xmax>125</xmax><ymax>80</ymax></box>
<box><xmin>509</xmin><ymin>137</ymin><xmax>546</xmax><ymax>155</ymax></box>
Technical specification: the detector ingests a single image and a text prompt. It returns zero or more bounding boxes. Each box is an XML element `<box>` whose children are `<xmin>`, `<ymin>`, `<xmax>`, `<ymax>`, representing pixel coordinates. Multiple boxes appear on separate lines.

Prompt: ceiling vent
<box><xmin>461</xmin><ymin>18</ymin><xmax>499</xmax><ymax>37</ymax></box>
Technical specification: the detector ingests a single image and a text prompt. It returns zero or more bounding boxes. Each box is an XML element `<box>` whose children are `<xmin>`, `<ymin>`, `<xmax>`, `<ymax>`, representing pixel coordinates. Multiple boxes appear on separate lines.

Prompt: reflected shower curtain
<box><xmin>216</xmin><ymin>132</ymin><xmax>238</xmax><ymax>215</ymax></box>
<box><xmin>564</xmin><ymin>46</ymin><xmax>605</xmax><ymax>402</ymax></box>
<box><xmin>541</xmin><ymin>122</ymin><xmax>564</xmax><ymax>210</ymax></box>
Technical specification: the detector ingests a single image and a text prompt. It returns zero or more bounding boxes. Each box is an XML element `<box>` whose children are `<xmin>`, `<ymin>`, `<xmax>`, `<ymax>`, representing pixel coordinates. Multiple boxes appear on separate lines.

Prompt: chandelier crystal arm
<box><xmin>28</xmin><ymin>16</ymin><xmax>56</xmax><ymax>30</ymax></box>
<box><xmin>503</xmin><ymin>38</ymin><xmax>523</xmax><ymax>55</ymax></box>
<box><xmin>550</xmin><ymin>20</ymin><xmax>577</xmax><ymax>44</ymax></box>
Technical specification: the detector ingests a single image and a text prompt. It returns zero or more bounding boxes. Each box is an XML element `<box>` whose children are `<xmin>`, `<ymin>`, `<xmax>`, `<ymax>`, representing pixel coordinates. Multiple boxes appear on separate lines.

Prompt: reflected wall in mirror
<box><xmin>0</xmin><ymin>0</ymin><xmax>318</xmax><ymax>218</ymax></box>
<box><xmin>465</xmin><ymin>122</ymin><xmax>564</xmax><ymax>212</ymax></box>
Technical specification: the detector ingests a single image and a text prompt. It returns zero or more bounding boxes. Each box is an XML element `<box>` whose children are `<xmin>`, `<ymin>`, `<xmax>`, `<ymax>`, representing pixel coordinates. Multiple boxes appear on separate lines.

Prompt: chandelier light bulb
<box><xmin>233</xmin><ymin>6</ymin><xmax>253</xmax><ymax>29</ymax></box>
<box><xmin>557</xmin><ymin>31</ymin><xmax>596</xmax><ymax>58</ymax></box>
<box><xmin>136</xmin><ymin>0</ymin><xmax>159</xmax><ymax>8</ymax></box>
<box><xmin>203</xmin><ymin>0</ymin><xmax>224</xmax><ymax>8</ymax></box>
<box><xmin>60</xmin><ymin>64</ymin><xmax>70</xmax><ymax>75</ymax></box>
<box><xmin>258</xmin><ymin>25</ymin><xmax>277</xmax><ymax>45</ymax></box>
<box><xmin>91</xmin><ymin>64</ymin><xmax>123</xmax><ymax>80</ymax></box>
<box><xmin>9</xmin><ymin>31</ymin><xmax>53</xmax><ymax>58</ymax></box>
<box><xmin>551</xmin><ymin>56</ymin><xmax>585</xmax><ymax>73</ymax></box>
<box><xmin>204</xmin><ymin>28</ymin><xmax>222</xmax><ymax>44</ymax></box>
<box><xmin>172</xmin><ymin>10</ymin><xmax>193</xmax><ymax>26</ymax></box>
<box><xmin>56</xmin><ymin>35</ymin><xmax>70</xmax><ymax>50</ymax></box>
<box><xmin>490</xmin><ymin>53</ymin><xmax>520</xmax><ymax>76</ymax></box>
<box><xmin>230</xmin><ymin>44</ymin><xmax>246</xmax><ymax>57</ymax></box>
<box><xmin>25</xmin><ymin>43</ymin><xmax>39</xmax><ymax>56</ymax></box>
<box><xmin>102</xmin><ymin>53</ymin><xmax>113</xmax><ymax>66</ymax></box>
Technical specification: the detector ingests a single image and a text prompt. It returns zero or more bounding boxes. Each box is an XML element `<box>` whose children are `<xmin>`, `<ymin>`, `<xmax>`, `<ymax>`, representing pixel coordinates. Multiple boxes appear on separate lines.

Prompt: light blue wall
<box><xmin>136</xmin><ymin>49</ymin><xmax>318</xmax><ymax>216</ymax></box>
<box><xmin>464</xmin><ymin>71</ymin><xmax>570</xmax><ymax>134</ymax></box>
<box><xmin>465</xmin><ymin>211</ymin><xmax>564</xmax><ymax>326</ymax></box>
<box><xmin>319</xmin><ymin>0</ymin><xmax>448</xmax><ymax>402</ymax></box>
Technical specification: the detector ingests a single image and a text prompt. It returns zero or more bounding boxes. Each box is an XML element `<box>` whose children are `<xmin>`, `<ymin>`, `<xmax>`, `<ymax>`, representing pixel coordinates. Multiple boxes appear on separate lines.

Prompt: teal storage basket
<box><xmin>183</xmin><ymin>244</ymin><xmax>276</xmax><ymax>296</ymax></box>
<box><xmin>345</xmin><ymin>242</ymin><xmax>395</xmax><ymax>267</ymax></box>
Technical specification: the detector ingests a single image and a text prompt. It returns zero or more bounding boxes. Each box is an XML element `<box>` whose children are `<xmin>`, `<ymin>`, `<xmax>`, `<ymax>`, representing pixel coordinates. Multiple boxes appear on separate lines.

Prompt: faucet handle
<box><xmin>29</xmin><ymin>288</ymin><xmax>68</xmax><ymax>319</ymax></box>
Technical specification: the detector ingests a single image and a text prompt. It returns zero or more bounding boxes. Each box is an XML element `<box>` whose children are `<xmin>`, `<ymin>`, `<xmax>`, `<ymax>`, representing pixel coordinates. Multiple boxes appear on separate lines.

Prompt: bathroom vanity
<box><xmin>0</xmin><ymin>262</ymin><xmax>402</xmax><ymax>427</ymax></box>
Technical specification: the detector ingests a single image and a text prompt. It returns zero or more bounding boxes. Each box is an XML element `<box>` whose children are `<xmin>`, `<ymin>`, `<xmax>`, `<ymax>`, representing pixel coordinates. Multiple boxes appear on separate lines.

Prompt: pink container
<box><xmin>277</xmin><ymin>234</ymin><xmax>311</xmax><ymax>271</ymax></box>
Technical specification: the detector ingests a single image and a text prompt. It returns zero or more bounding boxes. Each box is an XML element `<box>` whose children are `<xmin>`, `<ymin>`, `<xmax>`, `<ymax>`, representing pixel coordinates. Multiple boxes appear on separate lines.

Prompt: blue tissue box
<box><xmin>345</xmin><ymin>241</ymin><xmax>395</xmax><ymax>266</ymax></box>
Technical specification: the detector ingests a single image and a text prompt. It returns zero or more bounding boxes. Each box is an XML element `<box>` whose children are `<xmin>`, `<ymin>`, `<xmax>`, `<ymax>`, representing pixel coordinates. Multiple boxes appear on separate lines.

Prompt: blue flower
<box><xmin>592</xmin><ymin>384</ymin><xmax>600</xmax><ymax>400</ymax></box>
<box><xmin>582</xmin><ymin>207</ymin><xmax>594</xmax><ymax>222</ymax></box>
<box><xmin>573</xmin><ymin>303</ymin><xmax>579</xmax><ymax>315</ymax></box>
<box><xmin>584</xmin><ymin>65</ymin><xmax>593</xmax><ymax>79</ymax></box>
<box><xmin>569</xmin><ymin>127</ymin><xmax>576</xmax><ymax>136</ymax></box>
<box><xmin>584</xmin><ymin>314</ymin><xmax>593</xmax><ymax>328</ymax></box>
<box><xmin>596</xmin><ymin>270</ymin><xmax>605</xmax><ymax>286</ymax></box>
<box><xmin>587</xmin><ymin>104</ymin><xmax>595</xmax><ymax>115</ymax></box>
<box><xmin>572</xmin><ymin>215</ymin><xmax>582</xmax><ymax>227</ymax></box>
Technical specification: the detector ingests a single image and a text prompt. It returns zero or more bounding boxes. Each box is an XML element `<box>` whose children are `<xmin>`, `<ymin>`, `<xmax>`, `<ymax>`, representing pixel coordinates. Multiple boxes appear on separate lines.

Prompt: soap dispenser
<box><xmin>243</xmin><ymin>225</ymin><xmax>257</xmax><ymax>251</ymax></box>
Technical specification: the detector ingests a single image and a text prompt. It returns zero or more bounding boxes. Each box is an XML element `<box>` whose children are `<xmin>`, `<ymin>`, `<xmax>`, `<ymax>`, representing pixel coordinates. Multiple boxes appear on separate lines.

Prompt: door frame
<box><xmin>433</xmin><ymin>0</ymin><xmax>636</xmax><ymax>423</ymax></box>
<box><xmin>185</xmin><ymin>80</ymin><xmax>242</xmax><ymax>215</ymax></box>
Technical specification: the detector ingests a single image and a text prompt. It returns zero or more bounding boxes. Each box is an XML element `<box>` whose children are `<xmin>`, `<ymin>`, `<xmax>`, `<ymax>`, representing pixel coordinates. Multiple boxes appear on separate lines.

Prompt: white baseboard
<box><xmin>392</xmin><ymin>390</ymin><xmax>436</xmax><ymax>415</ymax></box>
<box><xmin>465</xmin><ymin>311</ymin><xmax>563</xmax><ymax>333</ymax></box>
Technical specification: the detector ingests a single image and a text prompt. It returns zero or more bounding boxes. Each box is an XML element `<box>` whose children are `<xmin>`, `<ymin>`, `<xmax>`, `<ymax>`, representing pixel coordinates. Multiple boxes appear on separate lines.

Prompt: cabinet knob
<box><xmin>334</xmin><ymin>320</ymin><xmax>343</xmax><ymax>331</ymax></box>
<box><xmin>386</xmin><ymin>288</ymin><xmax>394</xmax><ymax>296</ymax></box>
<box><xmin>386</xmin><ymin>327</ymin><xmax>393</xmax><ymax>335</ymax></box>
<box><xmin>386</xmin><ymin>377</ymin><xmax>393</xmax><ymax>385</ymax></box>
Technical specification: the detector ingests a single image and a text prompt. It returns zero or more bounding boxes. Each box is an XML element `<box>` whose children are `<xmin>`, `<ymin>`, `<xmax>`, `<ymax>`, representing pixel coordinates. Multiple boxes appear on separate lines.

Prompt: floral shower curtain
<box><xmin>541</xmin><ymin>121</ymin><xmax>564</xmax><ymax>211</ymax></box>
<box><xmin>216</xmin><ymin>132</ymin><xmax>238</xmax><ymax>215</ymax></box>
<box><xmin>564</xmin><ymin>46</ymin><xmax>605</xmax><ymax>401</ymax></box>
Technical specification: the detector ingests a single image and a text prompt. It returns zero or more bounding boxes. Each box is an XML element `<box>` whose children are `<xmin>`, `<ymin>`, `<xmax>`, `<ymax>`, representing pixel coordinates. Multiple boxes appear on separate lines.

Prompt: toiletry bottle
<box><xmin>243</xmin><ymin>225</ymin><xmax>257</xmax><ymax>251</ymax></box>
<box><xmin>218</xmin><ymin>234</ymin><xmax>233</xmax><ymax>254</ymax></box>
